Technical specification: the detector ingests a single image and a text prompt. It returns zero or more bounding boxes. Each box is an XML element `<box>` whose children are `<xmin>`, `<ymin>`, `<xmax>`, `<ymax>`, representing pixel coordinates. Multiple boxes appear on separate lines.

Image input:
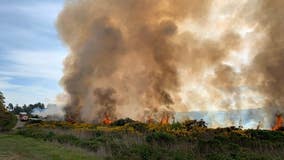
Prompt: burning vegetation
<box><xmin>272</xmin><ymin>114</ymin><xmax>284</xmax><ymax>131</ymax></box>
<box><xmin>160</xmin><ymin>114</ymin><xmax>170</xmax><ymax>125</ymax></box>
<box><xmin>102</xmin><ymin>113</ymin><xmax>112</xmax><ymax>125</ymax></box>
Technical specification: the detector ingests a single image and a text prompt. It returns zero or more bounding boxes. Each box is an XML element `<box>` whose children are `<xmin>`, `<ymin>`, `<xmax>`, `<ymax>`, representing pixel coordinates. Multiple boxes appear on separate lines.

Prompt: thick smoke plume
<box><xmin>57</xmin><ymin>0</ymin><xmax>284</xmax><ymax>128</ymax></box>
<box><xmin>248</xmin><ymin>0</ymin><xmax>284</xmax><ymax>127</ymax></box>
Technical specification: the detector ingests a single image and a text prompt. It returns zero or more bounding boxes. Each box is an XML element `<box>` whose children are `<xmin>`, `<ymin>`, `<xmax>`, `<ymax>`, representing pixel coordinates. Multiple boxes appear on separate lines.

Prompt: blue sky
<box><xmin>0</xmin><ymin>0</ymin><xmax>67</xmax><ymax>105</ymax></box>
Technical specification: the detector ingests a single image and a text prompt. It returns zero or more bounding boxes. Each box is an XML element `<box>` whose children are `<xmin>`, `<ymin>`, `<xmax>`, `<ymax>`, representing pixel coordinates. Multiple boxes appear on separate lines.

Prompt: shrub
<box><xmin>17</xmin><ymin>128</ymin><xmax>56</xmax><ymax>142</ymax></box>
<box><xmin>247</xmin><ymin>129</ymin><xmax>284</xmax><ymax>141</ymax></box>
<box><xmin>182</xmin><ymin>119</ymin><xmax>207</xmax><ymax>130</ymax></box>
<box><xmin>132</xmin><ymin>145</ymin><xmax>153</xmax><ymax>160</ymax></box>
<box><xmin>170</xmin><ymin>122</ymin><xmax>184</xmax><ymax>130</ymax></box>
<box><xmin>0</xmin><ymin>112</ymin><xmax>17</xmax><ymax>131</ymax></box>
<box><xmin>126</xmin><ymin>122</ymin><xmax>148</xmax><ymax>133</ymax></box>
<box><xmin>146</xmin><ymin>132</ymin><xmax>175</xmax><ymax>143</ymax></box>
<box><xmin>111</xmin><ymin>118</ymin><xmax>136</xmax><ymax>126</ymax></box>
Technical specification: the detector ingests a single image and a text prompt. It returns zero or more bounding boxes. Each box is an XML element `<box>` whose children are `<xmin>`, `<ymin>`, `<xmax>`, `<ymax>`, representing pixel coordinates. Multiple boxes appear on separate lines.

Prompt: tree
<box><xmin>0</xmin><ymin>92</ymin><xmax>5</xmax><ymax>112</ymax></box>
<box><xmin>10</xmin><ymin>103</ymin><xmax>45</xmax><ymax>115</ymax></box>
<box><xmin>0</xmin><ymin>91</ymin><xmax>16</xmax><ymax>131</ymax></box>
<box><xmin>8</xmin><ymin>103</ymin><xmax>14</xmax><ymax>111</ymax></box>
<box><xmin>12</xmin><ymin>104</ymin><xmax>22</xmax><ymax>114</ymax></box>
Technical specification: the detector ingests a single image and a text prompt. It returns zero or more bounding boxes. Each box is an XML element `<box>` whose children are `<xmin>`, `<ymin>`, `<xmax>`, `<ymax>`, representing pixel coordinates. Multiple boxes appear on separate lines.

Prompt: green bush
<box><xmin>131</xmin><ymin>145</ymin><xmax>153</xmax><ymax>160</ymax></box>
<box><xmin>0</xmin><ymin>112</ymin><xmax>17</xmax><ymax>131</ymax></box>
<box><xmin>170</xmin><ymin>122</ymin><xmax>184</xmax><ymax>130</ymax></box>
<box><xmin>146</xmin><ymin>132</ymin><xmax>175</xmax><ymax>143</ymax></box>
<box><xmin>17</xmin><ymin>128</ymin><xmax>55</xmax><ymax>141</ymax></box>
<box><xmin>126</xmin><ymin>122</ymin><xmax>148</xmax><ymax>133</ymax></box>
<box><xmin>138</xmin><ymin>145</ymin><xmax>153</xmax><ymax>160</ymax></box>
<box><xmin>247</xmin><ymin>129</ymin><xmax>284</xmax><ymax>141</ymax></box>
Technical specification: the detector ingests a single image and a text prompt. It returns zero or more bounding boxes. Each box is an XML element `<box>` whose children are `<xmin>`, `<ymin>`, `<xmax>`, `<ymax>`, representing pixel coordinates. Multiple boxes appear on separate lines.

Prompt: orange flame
<box><xmin>146</xmin><ymin>115</ymin><xmax>153</xmax><ymax>124</ymax></box>
<box><xmin>160</xmin><ymin>114</ymin><xmax>170</xmax><ymax>125</ymax></box>
<box><xmin>272</xmin><ymin>114</ymin><xmax>283</xmax><ymax>131</ymax></box>
<box><xmin>103</xmin><ymin>113</ymin><xmax>112</xmax><ymax>125</ymax></box>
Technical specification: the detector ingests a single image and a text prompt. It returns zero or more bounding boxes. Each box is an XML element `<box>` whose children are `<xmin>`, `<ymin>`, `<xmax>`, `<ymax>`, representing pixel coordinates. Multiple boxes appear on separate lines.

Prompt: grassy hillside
<box><xmin>14</xmin><ymin>120</ymin><xmax>284</xmax><ymax>160</ymax></box>
<box><xmin>0</xmin><ymin>134</ymin><xmax>101</xmax><ymax>160</ymax></box>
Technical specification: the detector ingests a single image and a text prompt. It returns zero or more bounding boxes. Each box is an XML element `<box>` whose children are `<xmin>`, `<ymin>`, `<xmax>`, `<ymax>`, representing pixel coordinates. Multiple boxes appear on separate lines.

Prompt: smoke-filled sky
<box><xmin>0</xmin><ymin>0</ymin><xmax>66</xmax><ymax>105</ymax></box>
<box><xmin>1</xmin><ymin>0</ymin><xmax>284</xmax><ymax>128</ymax></box>
<box><xmin>56</xmin><ymin>0</ymin><xmax>284</xmax><ymax>128</ymax></box>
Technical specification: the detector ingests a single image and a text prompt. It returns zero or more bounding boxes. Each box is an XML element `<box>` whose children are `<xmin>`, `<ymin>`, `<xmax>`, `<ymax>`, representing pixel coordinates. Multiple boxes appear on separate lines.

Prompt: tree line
<box><xmin>0</xmin><ymin>91</ymin><xmax>45</xmax><ymax>115</ymax></box>
<box><xmin>7</xmin><ymin>103</ymin><xmax>45</xmax><ymax>115</ymax></box>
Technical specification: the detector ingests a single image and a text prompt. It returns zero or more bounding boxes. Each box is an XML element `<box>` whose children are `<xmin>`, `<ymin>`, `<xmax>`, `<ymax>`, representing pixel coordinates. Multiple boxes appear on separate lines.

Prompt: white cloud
<box><xmin>0</xmin><ymin>77</ymin><xmax>21</xmax><ymax>89</ymax></box>
<box><xmin>4</xmin><ymin>85</ymin><xmax>62</xmax><ymax>105</ymax></box>
<box><xmin>0</xmin><ymin>49</ymin><xmax>67</xmax><ymax>105</ymax></box>
<box><xmin>0</xmin><ymin>49</ymin><xmax>67</xmax><ymax>80</ymax></box>
<box><xmin>0</xmin><ymin>1</ymin><xmax>66</xmax><ymax>105</ymax></box>
<box><xmin>0</xmin><ymin>75</ymin><xmax>62</xmax><ymax>105</ymax></box>
<box><xmin>0</xmin><ymin>1</ymin><xmax>64</xmax><ymax>23</ymax></box>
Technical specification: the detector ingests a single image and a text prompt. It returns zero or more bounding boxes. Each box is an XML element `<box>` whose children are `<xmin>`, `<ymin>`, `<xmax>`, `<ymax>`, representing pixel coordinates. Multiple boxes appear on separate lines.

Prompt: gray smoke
<box><xmin>57</xmin><ymin>0</ymin><xmax>284</xmax><ymax>127</ymax></box>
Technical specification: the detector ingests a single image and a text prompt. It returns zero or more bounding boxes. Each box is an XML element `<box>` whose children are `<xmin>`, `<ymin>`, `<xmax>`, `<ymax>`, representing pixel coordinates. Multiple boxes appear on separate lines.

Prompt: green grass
<box><xmin>0</xmin><ymin>134</ymin><xmax>101</xmax><ymax>160</ymax></box>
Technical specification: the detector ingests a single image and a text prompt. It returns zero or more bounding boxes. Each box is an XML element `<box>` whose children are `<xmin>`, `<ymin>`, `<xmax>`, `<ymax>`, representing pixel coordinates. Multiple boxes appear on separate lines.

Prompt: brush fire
<box><xmin>55</xmin><ymin>0</ymin><xmax>284</xmax><ymax>130</ymax></box>
<box><xmin>272</xmin><ymin>114</ymin><xmax>284</xmax><ymax>131</ymax></box>
<box><xmin>160</xmin><ymin>114</ymin><xmax>170</xmax><ymax>125</ymax></box>
<box><xmin>102</xmin><ymin>113</ymin><xmax>112</xmax><ymax>125</ymax></box>
<box><xmin>3</xmin><ymin>1</ymin><xmax>284</xmax><ymax>160</ymax></box>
